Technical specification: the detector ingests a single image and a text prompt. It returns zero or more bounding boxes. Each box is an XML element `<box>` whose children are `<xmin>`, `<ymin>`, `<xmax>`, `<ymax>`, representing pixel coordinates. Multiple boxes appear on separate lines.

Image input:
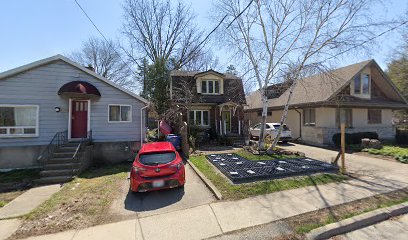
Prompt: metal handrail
<box><xmin>37</xmin><ymin>130</ymin><xmax>68</xmax><ymax>165</ymax></box>
<box><xmin>71</xmin><ymin>130</ymin><xmax>93</xmax><ymax>175</ymax></box>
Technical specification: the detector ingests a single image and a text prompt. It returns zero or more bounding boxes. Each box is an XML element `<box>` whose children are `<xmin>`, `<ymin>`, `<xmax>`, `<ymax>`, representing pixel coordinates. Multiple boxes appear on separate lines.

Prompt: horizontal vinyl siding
<box><xmin>0</xmin><ymin>60</ymin><xmax>145</xmax><ymax>147</ymax></box>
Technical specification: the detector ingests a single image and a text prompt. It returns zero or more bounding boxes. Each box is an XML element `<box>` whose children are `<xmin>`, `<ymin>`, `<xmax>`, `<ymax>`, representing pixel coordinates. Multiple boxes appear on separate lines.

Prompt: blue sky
<box><xmin>0</xmin><ymin>0</ymin><xmax>407</xmax><ymax>73</ymax></box>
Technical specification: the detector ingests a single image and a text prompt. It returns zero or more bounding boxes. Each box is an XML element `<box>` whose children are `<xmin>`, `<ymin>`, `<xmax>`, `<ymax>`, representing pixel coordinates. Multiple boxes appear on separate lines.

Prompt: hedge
<box><xmin>332</xmin><ymin>131</ymin><xmax>378</xmax><ymax>146</ymax></box>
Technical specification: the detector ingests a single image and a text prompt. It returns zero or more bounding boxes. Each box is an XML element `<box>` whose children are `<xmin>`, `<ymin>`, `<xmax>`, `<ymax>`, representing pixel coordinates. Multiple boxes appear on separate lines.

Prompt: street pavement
<box><xmin>337</xmin><ymin>213</ymin><xmax>408</xmax><ymax>240</ymax></box>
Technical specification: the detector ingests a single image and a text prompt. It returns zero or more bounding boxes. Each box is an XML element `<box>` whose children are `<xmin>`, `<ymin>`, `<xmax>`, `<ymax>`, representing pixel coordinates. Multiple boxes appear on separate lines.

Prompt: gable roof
<box><xmin>246</xmin><ymin>59</ymin><xmax>407</xmax><ymax>110</ymax></box>
<box><xmin>0</xmin><ymin>54</ymin><xmax>148</xmax><ymax>104</ymax></box>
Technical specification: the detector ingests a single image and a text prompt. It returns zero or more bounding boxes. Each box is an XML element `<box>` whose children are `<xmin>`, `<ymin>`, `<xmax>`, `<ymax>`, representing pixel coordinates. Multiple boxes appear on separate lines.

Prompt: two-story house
<box><xmin>245</xmin><ymin>60</ymin><xmax>408</xmax><ymax>146</ymax></box>
<box><xmin>170</xmin><ymin>69</ymin><xmax>246</xmax><ymax>140</ymax></box>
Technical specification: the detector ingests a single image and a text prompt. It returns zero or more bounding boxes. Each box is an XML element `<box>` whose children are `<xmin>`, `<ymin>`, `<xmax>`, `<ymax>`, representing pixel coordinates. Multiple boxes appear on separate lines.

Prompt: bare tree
<box><xmin>122</xmin><ymin>0</ymin><xmax>206</xmax><ymax>70</ymax></box>
<box><xmin>69</xmin><ymin>37</ymin><xmax>135</xmax><ymax>89</ymax></box>
<box><xmin>214</xmin><ymin>0</ymin><xmax>391</xmax><ymax>151</ymax></box>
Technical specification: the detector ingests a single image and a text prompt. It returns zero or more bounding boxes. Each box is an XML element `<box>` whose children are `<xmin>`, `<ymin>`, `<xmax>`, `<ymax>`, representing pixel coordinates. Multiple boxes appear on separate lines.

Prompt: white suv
<box><xmin>249</xmin><ymin>123</ymin><xmax>292</xmax><ymax>143</ymax></box>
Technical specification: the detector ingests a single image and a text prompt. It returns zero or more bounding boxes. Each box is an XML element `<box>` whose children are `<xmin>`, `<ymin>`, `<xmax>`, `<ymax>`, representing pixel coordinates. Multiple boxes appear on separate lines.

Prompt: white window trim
<box><xmin>108</xmin><ymin>104</ymin><xmax>133</xmax><ymax>123</ymax></box>
<box><xmin>190</xmin><ymin>110</ymin><xmax>210</xmax><ymax>126</ymax></box>
<box><xmin>68</xmin><ymin>99</ymin><xmax>91</xmax><ymax>140</ymax></box>
<box><xmin>0</xmin><ymin>104</ymin><xmax>39</xmax><ymax>138</ymax></box>
<box><xmin>201</xmin><ymin>80</ymin><xmax>220</xmax><ymax>95</ymax></box>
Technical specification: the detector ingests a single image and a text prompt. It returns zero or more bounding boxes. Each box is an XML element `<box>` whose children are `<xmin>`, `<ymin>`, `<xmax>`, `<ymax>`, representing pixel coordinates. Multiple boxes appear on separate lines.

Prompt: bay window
<box><xmin>189</xmin><ymin>110</ymin><xmax>209</xmax><ymax>126</ymax></box>
<box><xmin>0</xmin><ymin>105</ymin><xmax>39</xmax><ymax>137</ymax></box>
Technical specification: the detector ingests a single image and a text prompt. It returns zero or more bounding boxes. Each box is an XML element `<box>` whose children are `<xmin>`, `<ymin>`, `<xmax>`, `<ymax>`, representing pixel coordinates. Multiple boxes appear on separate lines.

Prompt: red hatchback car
<box><xmin>130</xmin><ymin>142</ymin><xmax>185</xmax><ymax>192</ymax></box>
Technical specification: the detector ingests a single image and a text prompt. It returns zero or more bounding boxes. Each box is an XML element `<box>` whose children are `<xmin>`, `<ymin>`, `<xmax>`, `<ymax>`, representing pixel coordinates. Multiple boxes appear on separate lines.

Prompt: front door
<box><xmin>71</xmin><ymin>100</ymin><xmax>88</xmax><ymax>138</ymax></box>
<box><xmin>222</xmin><ymin>111</ymin><xmax>231</xmax><ymax>134</ymax></box>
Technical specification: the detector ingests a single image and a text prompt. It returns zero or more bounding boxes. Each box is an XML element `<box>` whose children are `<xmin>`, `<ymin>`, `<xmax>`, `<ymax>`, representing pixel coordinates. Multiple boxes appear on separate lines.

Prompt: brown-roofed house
<box><xmin>245</xmin><ymin>60</ymin><xmax>408</xmax><ymax>146</ymax></box>
<box><xmin>170</xmin><ymin>69</ymin><xmax>246</xmax><ymax>141</ymax></box>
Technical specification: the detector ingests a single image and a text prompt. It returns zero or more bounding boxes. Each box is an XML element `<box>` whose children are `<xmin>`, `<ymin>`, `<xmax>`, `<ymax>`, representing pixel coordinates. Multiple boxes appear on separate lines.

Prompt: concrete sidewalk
<box><xmin>0</xmin><ymin>184</ymin><xmax>61</xmax><ymax>220</ymax></box>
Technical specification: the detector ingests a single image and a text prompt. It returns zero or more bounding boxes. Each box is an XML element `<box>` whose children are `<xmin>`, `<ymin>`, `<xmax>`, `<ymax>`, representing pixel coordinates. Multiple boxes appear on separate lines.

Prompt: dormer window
<box><xmin>354</xmin><ymin>74</ymin><xmax>370</xmax><ymax>95</ymax></box>
<box><xmin>201</xmin><ymin>80</ymin><xmax>219</xmax><ymax>94</ymax></box>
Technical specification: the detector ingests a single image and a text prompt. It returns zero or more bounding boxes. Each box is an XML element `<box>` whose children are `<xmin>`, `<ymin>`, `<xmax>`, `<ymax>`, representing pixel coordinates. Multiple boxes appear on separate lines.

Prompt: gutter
<box><xmin>140</xmin><ymin>105</ymin><xmax>148</xmax><ymax>147</ymax></box>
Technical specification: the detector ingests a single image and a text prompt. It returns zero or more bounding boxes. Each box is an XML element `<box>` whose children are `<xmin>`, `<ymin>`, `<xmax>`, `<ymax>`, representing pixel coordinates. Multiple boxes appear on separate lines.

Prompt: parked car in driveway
<box><xmin>249</xmin><ymin>123</ymin><xmax>292</xmax><ymax>143</ymax></box>
<box><xmin>130</xmin><ymin>142</ymin><xmax>185</xmax><ymax>192</ymax></box>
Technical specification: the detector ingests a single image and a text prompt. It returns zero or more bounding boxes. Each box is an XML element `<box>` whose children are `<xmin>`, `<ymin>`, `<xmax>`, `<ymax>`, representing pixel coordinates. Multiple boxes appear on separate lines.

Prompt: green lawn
<box><xmin>362</xmin><ymin>145</ymin><xmax>408</xmax><ymax>163</ymax></box>
<box><xmin>235</xmin><ymin>149</ymin><xmax>297</xmax><ymax>161</ymax></box>
<box><xmin>189</xmin><ymin>154</ymin><xmax>347</xmax><ymax>200</ymax></box>
<box><xmin>0</xmin><ymin>169</ymin><xmax>40</xmax><ymax>184</ymax></box>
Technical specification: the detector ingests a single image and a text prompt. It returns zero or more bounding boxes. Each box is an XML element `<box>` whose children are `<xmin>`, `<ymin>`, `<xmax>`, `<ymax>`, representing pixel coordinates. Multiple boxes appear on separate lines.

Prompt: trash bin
<box><xmin>166</xmin><ymin>134</ymin><xmax>181</xmax><ymax>150</ymax></box>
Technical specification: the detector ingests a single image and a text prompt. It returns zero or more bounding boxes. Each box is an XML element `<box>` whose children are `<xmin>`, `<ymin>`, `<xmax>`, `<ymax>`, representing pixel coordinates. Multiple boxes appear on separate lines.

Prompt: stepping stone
<box><xmin>232</xmin><ymin>157</ymin><xmax>239</xmax><ymax>160</ymax></box>
<box><xmin>257</xmin><ymin>162</ymin><xmax>266</xmax><ymax>165</ymax></box>
<box><xmin>276</xmin><ymin>167</ymin><xmax>285</xmax><ymax>171</ymax></box>
<box><xmin>220</xmin><ymin>163</ymin><xmax>226</xmax><ymax>166</ymax></box>
<box><xmin>301</xmin><ymin>165</ymin><xmax>309</xmax><ymax>169</ymax></box>
<box><xmin>304</xmin><ymin>158</ymin><xmax>313</xmax><ymax>162</ymax></box>
<box><xmin>278</xmin><ymin>161</ymin><xmax>287</xmax><ymax>164</ymax></box>
<box><xmin>236</xmin><ymin>162</ymin><xmax>243</xmax><ymax>165</ymax></box>
<box><xmin>213</xmin><ymin>160</ymin><xmax>219</xmax><ymax>162</ymax></box>
<box><xmin>216</xmin><ymin>157</ymin><xmax>221</xmax><ymax>160</ymax></box>
<box><xmin>247</xmin><ymin>170</ymin><xmax>255</xmax><ymax>174</ymax></box>
<box><xmin>210</xmin><ymin>155</ymin><xmax>216</xmax><ymax>157</ymax></box>
<box><xmin>227</xmin><ymin>154</ymin><xmax>232</xmax><ymax>156</ymax></box>
<box><xmin>221</xmin><ymin>158</ymin><xmax>225</xmax><ymax>161</ymax></box>
<box><xmin>230</xmin><ymin>172</ymin><xmax>238</xmax><ymax>175</ymax></box>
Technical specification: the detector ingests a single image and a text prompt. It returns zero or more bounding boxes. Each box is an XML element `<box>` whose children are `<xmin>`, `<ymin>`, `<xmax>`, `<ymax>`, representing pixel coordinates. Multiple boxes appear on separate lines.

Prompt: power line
<box><xmin>73</xmin><ymin>0</ymin><xmax>137</xmax><ymax>76</ymax></box>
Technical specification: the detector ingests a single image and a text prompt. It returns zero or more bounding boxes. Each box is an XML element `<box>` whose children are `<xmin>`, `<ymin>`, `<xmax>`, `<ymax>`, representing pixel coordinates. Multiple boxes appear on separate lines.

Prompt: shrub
<box><xmin>332</xmin><ymin>131</ymin><xmax>378</xmax><ymax>146</ymax></box>
<box><xmin>396</xmin><ymin>129</ymin><xmax>408</xmax><ymax>144</ymax></box>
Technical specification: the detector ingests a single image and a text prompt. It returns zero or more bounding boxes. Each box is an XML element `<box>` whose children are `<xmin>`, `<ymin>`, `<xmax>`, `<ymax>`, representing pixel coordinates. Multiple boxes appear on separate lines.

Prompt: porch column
<box><xmin>215</xmin><ymin>107</ymin><xmax>218</xmax><ymax>134</ymax></box>
<box><xmin>238</xmin><ymin>120</ymin><xmax>241</xmax><ymax>135</ymax></box>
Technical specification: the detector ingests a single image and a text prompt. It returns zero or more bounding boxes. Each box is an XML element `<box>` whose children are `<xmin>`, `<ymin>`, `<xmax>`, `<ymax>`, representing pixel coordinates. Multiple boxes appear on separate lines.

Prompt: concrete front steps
<box><xmin>36</xmin><ymin>142</ymin><xmax>82</xmax><ymax>185</ymax></box>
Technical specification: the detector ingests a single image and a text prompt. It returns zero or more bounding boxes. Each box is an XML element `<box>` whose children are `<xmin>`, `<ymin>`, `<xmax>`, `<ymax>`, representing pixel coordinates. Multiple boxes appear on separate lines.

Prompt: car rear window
<box><xmin>273</xmin><ymin>124</ymin><xmax>290</xmax><ymax>130</ymax></box>
<box><xmin>139</xmin><ymin>152</ymin><xmax>176</xmax><ymax>166</ymax></box>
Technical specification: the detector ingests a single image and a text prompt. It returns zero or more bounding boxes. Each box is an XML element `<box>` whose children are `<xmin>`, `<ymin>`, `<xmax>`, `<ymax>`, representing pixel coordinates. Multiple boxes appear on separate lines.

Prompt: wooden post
<box><xmin>340</xmin><ymin>109</ymin><xmax>346</xmax><ymax>174</ymax></box>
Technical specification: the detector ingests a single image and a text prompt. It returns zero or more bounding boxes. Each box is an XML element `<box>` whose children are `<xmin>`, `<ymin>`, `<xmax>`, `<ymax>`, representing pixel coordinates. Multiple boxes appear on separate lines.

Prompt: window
<box><xmin>354</xmin><ymin>74</ymin><xmax>370</xmax><ymax>95</ymax></box>
<box><xmin>189</xmin><ymin>110</ymin><xmax>209</xmax><ymax>126</ymax></box>
<box><xmin>354</xmin><ymin>75</ymin><xmax>361</xmax><ymax>94</ymax></box>
<box><xmin>201</xmin><ymin>80</ymin><xmax>220</xmax><ymax>94</ymax></box>
<box><xmin>303</xmin><ymin>108</ymin><xmax>316</xmax><ymax>126</ymax></box>
<box><xmin>368</xmin><ymin>109</ymin><xmax>382</xmax><ymax>124</ymax></box>
<box><xmin>0</xmin><ymin>105</ymin><xmax>39</xmax><ymax>137</ymax></box>
<box><xmin>257</xmin><ymin>111</ymin><xmax>272</xmax><ymax>116</ymax></box>
<box><xmin>109</xmin><ymin>105</ymin><xmax>132</xmax><ymax>122</ymax></box>
<box><xmin>336</xmin><ymin>109</ymin><xmax>353</xmax><ymax>128</ymax></box>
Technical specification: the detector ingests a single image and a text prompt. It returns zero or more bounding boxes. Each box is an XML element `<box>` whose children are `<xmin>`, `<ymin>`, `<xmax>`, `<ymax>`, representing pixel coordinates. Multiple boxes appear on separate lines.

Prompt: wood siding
<box><xmin>0</xmin><ymin>60</ymin><xmax>145</xmax><ymax>147</ymax></box>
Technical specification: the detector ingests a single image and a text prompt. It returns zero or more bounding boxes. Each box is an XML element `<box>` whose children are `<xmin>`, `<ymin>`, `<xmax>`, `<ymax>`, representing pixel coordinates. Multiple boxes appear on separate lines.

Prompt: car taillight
<box><xmin>133</xmin><ymin>166</ymin><xmax>147</xmax><ymax>175</ymax></box>
<box><xmin>170</xmin><ymin>162</ymin><xmax>183</xmax><ymax>171</ymax></box>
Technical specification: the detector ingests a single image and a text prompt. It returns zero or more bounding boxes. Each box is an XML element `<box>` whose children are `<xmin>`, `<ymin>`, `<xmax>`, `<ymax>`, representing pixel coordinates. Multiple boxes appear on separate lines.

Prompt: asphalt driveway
<box><xmin>110</xmin><ymin>162</ymin><xmax>215</xmax><ymax>218</ymax></box>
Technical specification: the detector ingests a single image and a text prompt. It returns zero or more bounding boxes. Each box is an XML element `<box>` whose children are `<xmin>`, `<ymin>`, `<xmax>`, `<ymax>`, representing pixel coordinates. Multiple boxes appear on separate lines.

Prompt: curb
<box><xmin>306</xmin><ymin>201</ymin><xmax>408</xmax><ymax>240</ymax></box>
<box><xmin>187</xmin><ymin>160</ymin><xmax>223</xmax><ymax>200</ymax></box>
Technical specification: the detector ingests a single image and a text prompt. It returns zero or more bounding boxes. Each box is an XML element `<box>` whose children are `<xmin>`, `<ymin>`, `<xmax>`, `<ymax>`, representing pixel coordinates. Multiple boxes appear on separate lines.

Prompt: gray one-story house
<box><xmin>0</xmin><ymin>55</ymin><xmax>148</xmax><ymax>175</ymax></box>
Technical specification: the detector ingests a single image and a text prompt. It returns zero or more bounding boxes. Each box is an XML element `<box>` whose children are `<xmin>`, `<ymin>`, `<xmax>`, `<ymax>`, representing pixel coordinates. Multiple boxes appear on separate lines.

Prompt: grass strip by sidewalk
<box><xmin>235</xmin><ymin>149</ymin><xmax>297</xmax><ymax>161</ymax></box>
<box><xmin>288</xmin><ymin>188</ymin><xmax>408</xmax><ymax>234</ymax></box>
<box><xmin>11</xmin><ymin>163</ymin><xmax>130</xmax><ymax>239</ymax></box>
<box><xmin>189</xmin><ymin>155</ymin><xmax>347</xmax><ymax>200</ymax></box>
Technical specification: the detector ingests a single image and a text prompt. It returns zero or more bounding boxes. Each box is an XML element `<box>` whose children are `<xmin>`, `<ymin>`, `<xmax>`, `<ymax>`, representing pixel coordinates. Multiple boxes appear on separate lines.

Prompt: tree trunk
<box><xmin>268</xmin><ymin>80</ymin><xmax>299</xmax><ymax>153</ymax></box>
<box><xmin>258</xmin><ymin>92</ymin><xmax>268</xmax><ymax>150</ymax></box>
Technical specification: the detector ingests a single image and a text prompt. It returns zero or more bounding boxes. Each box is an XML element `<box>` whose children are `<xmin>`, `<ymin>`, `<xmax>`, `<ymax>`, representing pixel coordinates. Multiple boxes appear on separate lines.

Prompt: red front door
<box><xmin>71</xmin><ymin>100</ymin><xmax>88</xmax><ymax>138</ymax></box>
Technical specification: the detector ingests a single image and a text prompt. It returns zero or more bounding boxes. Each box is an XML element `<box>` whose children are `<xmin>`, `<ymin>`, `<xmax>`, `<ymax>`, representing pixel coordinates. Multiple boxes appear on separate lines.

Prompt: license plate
<box><xmin>152</xmin><ymin>180</ymin><xmax>165</xmax><ymax>188</ymax></box>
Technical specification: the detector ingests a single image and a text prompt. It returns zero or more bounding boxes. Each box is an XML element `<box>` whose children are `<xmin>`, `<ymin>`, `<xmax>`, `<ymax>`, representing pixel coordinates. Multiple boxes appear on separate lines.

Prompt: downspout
<box><xmin>140</xmin><ymin>105</ymin><xmax>148</xmax><ymax>147</ymax></box>
<box><xmin>294</xmin><ymin>109</ymin><xmax>302</xmax><ymax>141</ymax></box>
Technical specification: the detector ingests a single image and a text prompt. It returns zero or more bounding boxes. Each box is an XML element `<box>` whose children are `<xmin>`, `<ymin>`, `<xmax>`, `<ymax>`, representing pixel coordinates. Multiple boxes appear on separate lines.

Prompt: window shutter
<box><xmin>197</xmin><ymin>79</ymin><xmax>202</xmax><ymax>93</ymax></box>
